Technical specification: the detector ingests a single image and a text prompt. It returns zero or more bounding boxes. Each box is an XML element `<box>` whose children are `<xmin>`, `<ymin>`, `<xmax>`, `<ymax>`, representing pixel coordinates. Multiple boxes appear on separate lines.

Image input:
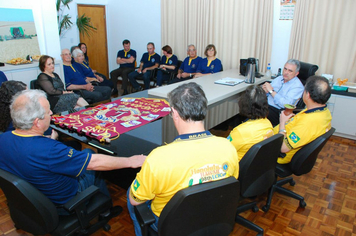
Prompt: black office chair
<box><xmin>235</xmin><ymin>134</ymin><xmax>284</xmax><ymax>236</ymax></box>
<box><xmin>134</xmin><ymin>177</ymin><xmax>240</xmax><ymax>236</ymax></box>
<box><xmin>152</xmin><ymin>60</ymin><xmax>183</xmax><ymax>86</ymax></box>
<box><xmin>132</xmin><ymin>68</ymin><xmax>158</xmax><ymax>91</ymax></box>
<box><xmin>263</xmin><ymin>127</ymin><xmax>335</xmax><ymax>212</ymax></box>
<box><xmin>0</xmin><ymin>168</ymin><xmax>116</xmax><ymax>236</ymax></box>
<box><xmin>294</xmin><ymin>61</ymin><xmax>319</xmax><ymax>110</ymax></box>
<box><xmin>30</xmin><ymin>79</ymin><xmax>38</xmax><ymax>89</ymax></box>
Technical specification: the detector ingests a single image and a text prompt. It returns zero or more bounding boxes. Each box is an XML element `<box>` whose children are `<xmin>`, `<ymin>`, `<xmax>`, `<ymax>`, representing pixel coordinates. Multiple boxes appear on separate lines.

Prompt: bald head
<box><xmin>61</xmin><ymin>48</ymin><xmax>72</xmax><ymax>63</ymax></box>
<box><xmin>304</xmin><ymin>75</ymin><xmax>331</xmax><ymax>104</ymax></box>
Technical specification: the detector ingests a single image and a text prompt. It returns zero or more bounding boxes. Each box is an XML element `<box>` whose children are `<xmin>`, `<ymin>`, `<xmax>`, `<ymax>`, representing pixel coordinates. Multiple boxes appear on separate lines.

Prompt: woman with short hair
<box><xmin>37</xmin><ymin>55</ymin><xmax>88</xmax><ymax>113</ymax></box>
<box><xmin>194</xmin><ymin>44</ymin><xmax>222</xmax><ymax>78</ymax></box>
<box><xmin>227</xmin><ymin>85</ymin><xmax>273</xmax><ymax>160</ymax></box>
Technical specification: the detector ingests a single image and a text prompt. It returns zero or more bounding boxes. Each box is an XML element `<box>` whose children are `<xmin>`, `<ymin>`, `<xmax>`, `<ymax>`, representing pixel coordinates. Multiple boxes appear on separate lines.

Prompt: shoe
<box><xmin>122</xmin><ymin>89</ymin><xmax>129</xmax><ymax>95</ymax></box>
<box><xmin>100</xmin><ymin>205</ymin><xmax>123</xmax><ymax>219</ymax></box>
<box><xmin>132</xmin><ymin>86</ymin><xmax>144</xmax><ymax>93</ymax></box>
<box><xmin>111</xmin><ymin>89</ymin><xmax>119</xmax><ymax>96</ymax></box>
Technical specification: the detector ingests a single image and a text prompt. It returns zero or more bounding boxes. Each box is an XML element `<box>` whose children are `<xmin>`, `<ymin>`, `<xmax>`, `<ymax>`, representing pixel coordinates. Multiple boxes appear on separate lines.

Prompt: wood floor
<box><xmin>0</xmin><ymin>135</ymin><xmax>355</xmax><ymax>236</ymax></box>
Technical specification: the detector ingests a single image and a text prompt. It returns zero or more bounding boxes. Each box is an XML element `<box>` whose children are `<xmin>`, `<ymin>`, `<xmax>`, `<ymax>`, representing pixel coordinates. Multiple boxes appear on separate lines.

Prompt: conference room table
<box><xmin>148</xmin><ymin>69</ymin><xmax>268</xmax><ymax>143</ymax></box>
<box><xmin>51</xmin><ymin>69</ymin><xmax>267</xmax><ymax>152</ymax></box>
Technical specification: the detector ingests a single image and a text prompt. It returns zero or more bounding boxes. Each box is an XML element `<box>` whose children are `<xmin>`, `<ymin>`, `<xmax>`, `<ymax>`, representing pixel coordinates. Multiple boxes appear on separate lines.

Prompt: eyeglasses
<box><xmin>188</xmin><ymin>49</ymin><xmax>196</xmax><ymax>52</ymax></box>
<box><xmin>62</xmin><ymin>53</ymin><xmax>71</xmax><ymax>56</ymax></box>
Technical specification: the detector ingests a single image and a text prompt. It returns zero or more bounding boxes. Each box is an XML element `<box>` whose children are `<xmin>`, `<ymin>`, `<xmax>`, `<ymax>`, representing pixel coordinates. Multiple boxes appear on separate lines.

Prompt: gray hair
<box><xmin>286</xmin><ymin>59</ymin><xmax>300</xmax><ymax>72</ymax></box>
<box><xmin>187</xmin><ymin>44</ymin><xmax>196</xmax><ymax>51</ymax></box>
<box><xmin>168</xmin><ymin>82</ymin><xmax>207</xmax><ymax>121</ymax></box>
<box><xmin>72</xmin><ymin>48</ymin><xmax>84</xmax><ymax>59</ymax></box>
<box><xmin>10</xmin><ymin>90</ymin><xmax>47</xmax><ymax>130</ymax></box>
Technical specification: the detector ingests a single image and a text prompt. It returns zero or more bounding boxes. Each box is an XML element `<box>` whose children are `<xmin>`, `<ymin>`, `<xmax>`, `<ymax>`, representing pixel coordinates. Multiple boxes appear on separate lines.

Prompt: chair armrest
<box><xmin>63</xmin><ymin>185</ymin><xmax>100</xmax><ymax>212</ymax></box>
<box><xmin>134</xmin><ymin>204</ymin><xmax>156</xmax><ymax>236</ymax></box>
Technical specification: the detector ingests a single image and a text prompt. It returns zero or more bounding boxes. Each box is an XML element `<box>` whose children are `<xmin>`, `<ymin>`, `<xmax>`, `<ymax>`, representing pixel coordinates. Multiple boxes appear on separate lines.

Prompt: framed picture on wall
<box><xmin>0</xmin><ymin>8</ymin><xmax>41</xmax><ymax>64</ymax></box>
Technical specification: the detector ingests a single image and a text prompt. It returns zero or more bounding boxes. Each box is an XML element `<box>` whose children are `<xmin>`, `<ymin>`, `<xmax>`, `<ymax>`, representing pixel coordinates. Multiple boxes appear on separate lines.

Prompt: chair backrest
<box><xmin>289</xmin><ymin>127</ymin><xmax>335</xmax><ymax>176</ymax></box>
<box><xmin>238</xmin><ymin>134</ymin><xmax>284</xmax><ymax>198</ymax></box>
<box><xmin>30</xmin><ymin>79</ymin><xmax>38</xmax><ymax>89</ymax></box>
<box><xmin>295</xmin><ymin>61</ymin><xmax>319</xmax><ymax>109</ymax></box>
<box><xmin>157</xmin><ymin>177</ymin><xmax>240</xmax><ymax>236</ymax></box>
<box><xmin>0</xmin><ymin>168</ymin><xmax>58</xmax><ymax>235</ymax></box>
<box><xmin>297</xmin><ymin>61</ymin><xmax>319</xmax><ymax>85</ymax></box>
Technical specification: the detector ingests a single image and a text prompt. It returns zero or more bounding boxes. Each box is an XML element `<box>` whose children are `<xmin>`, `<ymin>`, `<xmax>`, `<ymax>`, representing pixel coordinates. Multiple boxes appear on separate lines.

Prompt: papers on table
<box><xmin>214</xmin><ymin>77</ymin><xmax>245</xmax><ymax>86</ymax></box>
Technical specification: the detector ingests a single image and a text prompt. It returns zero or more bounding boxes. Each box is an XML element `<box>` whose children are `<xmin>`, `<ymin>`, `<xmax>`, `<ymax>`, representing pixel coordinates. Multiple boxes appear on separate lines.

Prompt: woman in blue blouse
<box><xmin>195</xmin><ymin>44</ymin><xmax>222</xmax><ymax>78</ymax></box>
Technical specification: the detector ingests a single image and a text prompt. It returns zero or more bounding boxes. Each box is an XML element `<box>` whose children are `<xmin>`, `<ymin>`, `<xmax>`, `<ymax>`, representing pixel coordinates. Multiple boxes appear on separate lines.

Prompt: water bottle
<box><xmin>265</xmin><ymin>63</ymin><xmax>272</xmax><ymax>80</ymax></box>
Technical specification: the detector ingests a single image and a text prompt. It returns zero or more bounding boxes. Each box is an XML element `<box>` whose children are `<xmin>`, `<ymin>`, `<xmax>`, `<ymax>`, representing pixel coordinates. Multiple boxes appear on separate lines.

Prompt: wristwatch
<box><xmin>190</xmin><ymin>73</ymin><xmax>192</xmax><ymax>77</ymax></box>
<box><xmin>269</xmin><ymin>90</ymin><xmax>274</xmax><ymax>94</ymax></box>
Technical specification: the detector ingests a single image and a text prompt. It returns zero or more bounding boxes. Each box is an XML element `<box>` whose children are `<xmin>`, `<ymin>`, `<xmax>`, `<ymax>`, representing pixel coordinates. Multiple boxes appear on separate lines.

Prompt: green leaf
<box><xmin>59</xmin><ymin>14</ymin><xmax>73</xmax><ymax>36</ymax></box>
<box><xmin>76</xmin><ymin>14</ymin><xmax>97</xmax><ymax>38</ymax></box>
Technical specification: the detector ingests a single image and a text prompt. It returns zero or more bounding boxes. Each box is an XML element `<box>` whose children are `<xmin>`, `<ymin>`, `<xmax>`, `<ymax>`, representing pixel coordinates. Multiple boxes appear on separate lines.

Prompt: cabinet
<box><xmin>1</xmin><ymin>60</ymin><xmax>64</xmax><ymax>88</ymax></box>
<box><xmin>327</xmin><ymin>94</ymin><xmax>356</xmax><ymax>139</ymax></box>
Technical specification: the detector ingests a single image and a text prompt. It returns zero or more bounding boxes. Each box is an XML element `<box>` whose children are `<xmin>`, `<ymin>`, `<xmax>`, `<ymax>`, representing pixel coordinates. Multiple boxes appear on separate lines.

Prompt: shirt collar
<box><xmin>305</xmin><ymin>105</ymin><xmax>327</xmax><ymax>114</ymax></box>
<box><xmin>173</xmin><ymin>131</ymin><xmax>212</xmax><ymax>142</ymax></box>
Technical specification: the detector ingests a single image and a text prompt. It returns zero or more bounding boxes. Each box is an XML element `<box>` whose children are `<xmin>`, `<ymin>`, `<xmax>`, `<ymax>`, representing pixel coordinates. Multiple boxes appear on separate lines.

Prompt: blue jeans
<box><xmin>155</xmin><ymin>70</ymin><xmax>170</xmax><ymax>86</ymax></box>
<box><xmin>128</xmin><ymin>70</ymin><xmax>153</xmax><ymax>90</ymax></box>
<box><xmin>127</xmin><ymin>187</ymin><xmax>159</xmax><ymax>236</ymax></box>
<box><xmin>57</xmin><ymin>148</ymin><xmax>110</xmax><ymax>215</ymax></box>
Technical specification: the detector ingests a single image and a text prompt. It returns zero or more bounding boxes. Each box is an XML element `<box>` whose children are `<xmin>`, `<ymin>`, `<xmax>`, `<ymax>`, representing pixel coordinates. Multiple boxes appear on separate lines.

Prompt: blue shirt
<box><xmin>117</xmin><ymin>49</ymin><xmax>137</xmax><ymax>68</ymax></box>
<box><xmin>267</xmin><ymin>76</ymin><xmax>304</xmax><ymax>109</ymax></box>
<box><xmin>160</xmin><ymin>54</ymin><xmax>178</xmax><ymax>71</ymax></box>
<box><xmin>0</xmin><ymin>131</ymin><xmax>91</xmax><ymax>205</ymax></box>
<box><xmin>0</xmin><ymin>71</ymin><xmax>7</xmax><ymax>86</ymax></box>
<box><xmin>140</xmin><ymin>52</ymin><xmax>160</xmax><ymax>70</ymax></box>
<box><xmin>73</xmin><ymin>61</ymin><xmax>96</xmax><ymax>78</ymax></box>
<box><xmin>63</xmin><ymin>63</ymin><xmax>87</xmax><ymax>87</ymax></box>
<box><xmin>180</xmin><ymin>56</ymin><xmax>202</xmax><ymax>73</ymax></box>
<box><xmin>196</xmin><ymin>58</ymin><xmax>222</xmax><ymax>74</ymax></box>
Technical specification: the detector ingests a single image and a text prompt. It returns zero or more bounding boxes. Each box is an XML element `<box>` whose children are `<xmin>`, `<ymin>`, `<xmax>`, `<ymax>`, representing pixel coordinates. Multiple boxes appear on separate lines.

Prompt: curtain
<box><xmin>289</xmin><ymin>0</ymin><xmax>356</xmax><ymax>82</ymax></box>
<box><xmin>161</xmin><ymin>0</ymin><xmax>273</xmax><ymax>72</ymax></box>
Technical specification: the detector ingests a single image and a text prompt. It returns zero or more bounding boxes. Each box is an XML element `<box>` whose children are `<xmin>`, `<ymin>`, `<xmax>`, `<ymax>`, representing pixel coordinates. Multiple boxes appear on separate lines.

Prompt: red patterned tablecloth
<box><xmin>51</xmin><ymin>97</ymin><xmax>171</xmax><ymax>142</ymax></box>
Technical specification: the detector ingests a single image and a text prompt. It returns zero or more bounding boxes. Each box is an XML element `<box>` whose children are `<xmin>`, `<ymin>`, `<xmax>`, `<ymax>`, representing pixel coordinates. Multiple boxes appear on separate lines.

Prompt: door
<box><xmin>78</xmin><ymin>5</ymin><xmax>109</xmax><ymax>78</ymax></box>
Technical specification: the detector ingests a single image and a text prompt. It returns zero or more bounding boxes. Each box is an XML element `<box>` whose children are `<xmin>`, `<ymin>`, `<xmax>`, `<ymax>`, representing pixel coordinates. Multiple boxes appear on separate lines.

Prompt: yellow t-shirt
<box><xmin>130</xmin><ymin>131</ymin><xmax>239</xmax><ymax>217</ymax></box>
<box><xmin>274</xmin><ymin>106</ymin><xmax>332</xmax><ymax>164</ymax></box>
<box><xmin>227</xmin><ymin>118</ymin><xmax>273</xmax><ymax>161</ymax></box>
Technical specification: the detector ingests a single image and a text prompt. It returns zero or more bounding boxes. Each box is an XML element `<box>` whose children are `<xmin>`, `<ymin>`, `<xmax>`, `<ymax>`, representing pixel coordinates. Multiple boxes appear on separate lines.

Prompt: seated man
<box><xmin>128</xmin><ymin>42</ymin><xmax>160</xmax><ymax>91</ymax></box>
<box><xmin>127</xmin><ymin>82</ymin><xmax>239</xmax><ymax>236</ymax></box>
<box><xmin>274</xmin><ymin>75</ymin><xmax>332</xmax><ymax>164</ymax></box>
<box><xmin>169</xmin><ymin>44</ymin><xmax>202</xmax><ymax>85</ymax></box>
<box><xmin>155</xmin><ymin>45</ymin><xmax>178</xmax><ymax>86</ymax></box>
<box><xmin>0</xmin><ymin>89</ymin><xmax>145</xmax><ymax>215</ymax></box>
<box><xmin>262</xmin><ymin>59</ymin><xmax>304</xmax><ymax>127</ymax></box>
<box><xmin>227</xmin><ymin>85</ymin><xmax>273</xmax><ymax>160</ymax></box>
<box><xmin>61</xmin><ymin>48</ymin><xmax>111</xmax><ymax>104</ymax></box>
<box><xmin>109</xmin><ymin>39</ymin><xmax>137</xmax><ymax>95</ymax></box>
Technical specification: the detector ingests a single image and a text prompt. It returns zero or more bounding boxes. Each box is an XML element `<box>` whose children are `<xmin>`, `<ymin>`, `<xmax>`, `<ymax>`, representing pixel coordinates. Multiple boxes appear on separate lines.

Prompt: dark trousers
<box><xmin>168</xmin><ymin>76</ymin><xmax>193</xmax><ymax>85</ymax></box>
<box><xmin>128</xmin><ymin>70</ymin><xmax>153</xmax><ymax>90</ymax></box>
<box><xmin>77</xmin><ymin>86</ymin><xmax>111</xmax><ymax>104</ymax></box>
<box><xmin>110</xmin><ymin>67</ymin><xmax>135</xmax><ymax>90</ymax></box>
<box><xmin>267</xmin><ymin>105</ymin><xmax>282</xmax><ymax>127</ymax></box>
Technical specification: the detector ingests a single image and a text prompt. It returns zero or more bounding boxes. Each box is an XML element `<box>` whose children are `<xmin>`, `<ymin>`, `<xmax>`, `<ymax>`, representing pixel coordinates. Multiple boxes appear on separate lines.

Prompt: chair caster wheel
<box><xmin>103</xmin><ymin>224</ymin><xmax>111</xmax><ymax>231</ymax></box>
<box><xmin>290</xmin><ymin>180</ymin><xmax>296</xmax><ymax>186</ymax></box>
<box><xmin>299</xmin><ymin>200</ymin><xmax>306</xmax><ymax>208</ymax></box>
<box><xmin>252</xmin><ymin>205</ymin><xmax>259</xmax><ymax>212</ymax></box>
<box><xmin>262</xmin><ymin>205</ymin><xmax>269</xmax><ymax>212</ymax></box>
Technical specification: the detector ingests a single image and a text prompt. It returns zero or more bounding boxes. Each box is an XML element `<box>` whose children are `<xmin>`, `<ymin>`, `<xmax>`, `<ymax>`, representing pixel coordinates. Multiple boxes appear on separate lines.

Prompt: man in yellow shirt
<box><xmin>127</xmin><ymin>82</ymin><xmax>239</xmax><ymax>236</ymax></box>
<box><xmin>274</xmin><ymin>75</ymin><xmax>332</xmax><ymax>164</ymax></box>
